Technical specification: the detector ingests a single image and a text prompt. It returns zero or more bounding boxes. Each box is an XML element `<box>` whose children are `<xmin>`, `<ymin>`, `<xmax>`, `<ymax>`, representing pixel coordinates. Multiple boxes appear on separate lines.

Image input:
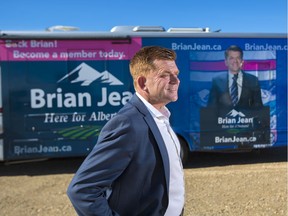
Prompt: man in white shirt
<box><xmin>67</xmin><ymin>46</ymin><xmax>185</xmax><ymax>216</ymax></box>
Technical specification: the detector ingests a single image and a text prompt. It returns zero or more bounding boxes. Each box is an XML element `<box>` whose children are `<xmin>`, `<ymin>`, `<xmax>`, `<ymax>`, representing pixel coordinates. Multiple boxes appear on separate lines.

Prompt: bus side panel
<box><xmin>0</xmin><ymin>38</ymin><xmax>141</xmax><ymax>161</ymax></box>
<box><xmin>142</xmin><ymin>37</ymin><xmax>287</xmax><ymax>151</ymax></box>
<box><xmin>0</xmin><ymin>35</ymin><xmax>286</xmax><ymax>160</ymax></box>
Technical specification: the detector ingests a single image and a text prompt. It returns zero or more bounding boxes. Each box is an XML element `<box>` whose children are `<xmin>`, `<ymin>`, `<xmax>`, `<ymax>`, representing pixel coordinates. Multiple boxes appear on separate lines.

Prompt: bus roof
<box><xmin>0</xmin><ymin>26</ymin><xmax>286</xmax><ymax>39</ymax></box>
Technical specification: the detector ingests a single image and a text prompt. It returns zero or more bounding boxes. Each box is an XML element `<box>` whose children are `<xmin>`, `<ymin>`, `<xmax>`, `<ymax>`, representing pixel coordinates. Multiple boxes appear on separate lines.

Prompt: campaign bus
<box><xmin>0</xmin><ymin>26</ymin><xmax>287</xmax><ymax>164</ymax></box>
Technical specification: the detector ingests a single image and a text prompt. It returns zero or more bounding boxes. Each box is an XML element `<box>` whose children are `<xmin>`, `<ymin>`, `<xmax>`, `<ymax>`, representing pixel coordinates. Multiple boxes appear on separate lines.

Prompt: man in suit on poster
<box><xmin>207</xmin><ymin>45</ymin><xmax>263</xmax><ymax>109</ymax></box>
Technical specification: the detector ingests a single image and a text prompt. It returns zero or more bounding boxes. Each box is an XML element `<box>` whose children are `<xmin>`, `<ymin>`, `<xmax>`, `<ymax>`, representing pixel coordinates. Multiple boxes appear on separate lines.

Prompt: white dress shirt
<box><xmin>136</xmin><ymin>92</ymin><xmax>185</xmax><ymax>216</ymax></box>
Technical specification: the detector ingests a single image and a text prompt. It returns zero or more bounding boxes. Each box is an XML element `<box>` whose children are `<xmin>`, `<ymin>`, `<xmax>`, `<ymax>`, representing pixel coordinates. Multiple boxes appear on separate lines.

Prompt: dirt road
<box><xmin>0</xmin><ymin>147</ymin><xmax>287</xmax><ymax>216</ymax></box>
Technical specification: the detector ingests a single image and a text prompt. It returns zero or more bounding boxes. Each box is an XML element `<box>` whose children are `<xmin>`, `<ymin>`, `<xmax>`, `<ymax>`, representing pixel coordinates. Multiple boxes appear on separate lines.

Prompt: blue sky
<box><xmin>1</xmin><ymin>0</ymin><xmax>287</xmax><ymax>33</ymax></box>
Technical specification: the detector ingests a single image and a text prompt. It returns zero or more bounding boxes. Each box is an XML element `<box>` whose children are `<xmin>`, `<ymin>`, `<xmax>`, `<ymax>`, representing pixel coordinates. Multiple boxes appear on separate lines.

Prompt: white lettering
<box><xmin>215</xmin><ymin>136</ymin><xmax>257</xmax><ymax>143</ymax></box>
<box><xmin>99</xmin><ymin>50</ymin><xmax>125</xmax><ymax>59</ymax></box>
<box><xmin>60</xmin><ymin>50</ymin><xmax>97</xmax><ymax>59</ymax></box>
<box><xmin>31</xmin><ymin>87</ymin><xmax>132</xmax><ymax>109</ymax></box>
<box><xmin>171</xmin><ymin>42</ymin><xmax>222</xmax><ymax>51</ymax></box>
<box><xmin>72</xmin><ymin>112</ymin><xmax>86</xmax><ymax>122</ymax></box>
<box><xmin>31</xmin><ymin>88</ymin><xmax>92</xmax><ymax>108</ymax></box>
<box><xmin>97</xmin><ymin>88</ymin><xmax>132</xmax><ymax>107</ymax></box>
<box><xmin>44</xmin><ymin>113</ymin><xmax>69</xmax><ymax>123</ymax></box>
<box><xmin>13</xmin><ymin>50</ymin><xmax>50</xmax><ymax>59</ymax></box>
<box><xmin>88</xmin><ymin>111</ymin><xmax>117</xmax><ymax>121</ymax></box>
<box><xmin>5</xmin><ymin>40</ymin><xmax>28</xmax><ymax>48</ymax></box>
<box><xmin>14</xmin><ymin>144</ymin><xmax>72</xmax><ymax>155</ymax></box>
<box><xmin>30</xmin><ymin>40</ymin><xmax>57</xmax><ymax>48</ymax></box>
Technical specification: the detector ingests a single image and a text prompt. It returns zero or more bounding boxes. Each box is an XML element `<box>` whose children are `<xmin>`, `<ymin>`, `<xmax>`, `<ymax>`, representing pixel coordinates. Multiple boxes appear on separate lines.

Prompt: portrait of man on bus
<box><xmin>207</xmin><ymin>45</ymin><xmax>263</xmax><ymax>110</ymax></box>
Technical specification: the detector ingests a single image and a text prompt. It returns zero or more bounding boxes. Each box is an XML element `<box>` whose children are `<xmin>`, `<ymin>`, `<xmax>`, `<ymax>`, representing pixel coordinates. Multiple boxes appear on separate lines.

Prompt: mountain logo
<box><xmin>57</xmin><ymin>63</ymin><xmax>123</xmax><ymax>86</ymax></box>
<box><xmin>227</xmin><ymin>109</ymin><xmax>245</xmax><ymax>118</ymax></box>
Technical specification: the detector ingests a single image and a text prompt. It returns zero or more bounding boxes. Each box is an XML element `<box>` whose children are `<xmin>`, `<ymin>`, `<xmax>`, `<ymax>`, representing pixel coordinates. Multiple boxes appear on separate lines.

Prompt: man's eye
<box><xmin>160</xmin><ymin>74</ymin><xmax>169</xmax><ymax>78</ymax></box>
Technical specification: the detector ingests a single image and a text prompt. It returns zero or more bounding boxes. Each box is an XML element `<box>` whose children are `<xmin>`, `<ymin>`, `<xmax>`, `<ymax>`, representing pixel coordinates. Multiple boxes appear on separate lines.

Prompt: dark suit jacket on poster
<box><xmin>67</xmin><ymin>94</ymin><xmax>170</xmax><ymax>216</ymax></box>
<box><xmin>207</xmin><ymin>71</ymin><xmax>263</xmax><ymax>109</ymax></box>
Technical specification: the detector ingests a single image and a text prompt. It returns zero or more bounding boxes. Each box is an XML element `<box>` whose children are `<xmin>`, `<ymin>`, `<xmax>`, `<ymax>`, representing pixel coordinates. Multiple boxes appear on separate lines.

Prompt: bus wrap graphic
<box><xmin>27</xmin><ymin>62</ymin><xmax>133</xmax><ymax>142</ymax></box>
<box><xmin>189</xmin><ymin>50</ymin><xmax>277</xmax><ymax>148</ymax></box>
<box><xmin>0</xmin><ymin>38</ymin><xmax>142</xmax><ymax>61</ymax></box>
<box><xmin>57</xmin><ymin>63</ymin><xmax>124</xmax><ymax>86</ymax></box>
<box><xmin>57</xmin><ymin>125</ymin><xmax>102</xmax><ymax>140</ymax></box>
<box><xmin>200</xmin><ymin>107</ymin><xmax>271</xmax><ymax>148</ymax></box>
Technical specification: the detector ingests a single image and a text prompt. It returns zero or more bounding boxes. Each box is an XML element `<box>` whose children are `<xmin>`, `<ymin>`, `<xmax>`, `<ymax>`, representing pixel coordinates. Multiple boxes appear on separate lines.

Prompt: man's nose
<box><xmin>170</xmin><ymin>75</ymin><xmax>179</xmax><ymax>83</ymax></box>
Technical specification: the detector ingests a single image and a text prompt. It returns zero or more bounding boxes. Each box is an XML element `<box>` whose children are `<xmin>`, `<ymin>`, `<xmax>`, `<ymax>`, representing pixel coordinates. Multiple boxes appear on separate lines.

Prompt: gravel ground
<box><xmin>0</xmin><ymin>147</ymin><xmax>287</xmax><ymax>216</ymax></box>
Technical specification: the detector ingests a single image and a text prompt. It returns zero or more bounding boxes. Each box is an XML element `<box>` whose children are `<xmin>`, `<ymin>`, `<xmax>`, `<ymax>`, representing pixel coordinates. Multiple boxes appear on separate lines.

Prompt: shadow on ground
<box><xmin>185</xmin><ymin>146</ymin><xmax>287</xmax><ymax>168</ymax></box>
<box><xmin>0</xmin><ymin>147</ymin><xmax>286</xmax><ymax>176</ymax></box>
<box><xmin>0</xmin><ymin>157</ymin><xmax>85</xmax><ymax>176</ymax></box>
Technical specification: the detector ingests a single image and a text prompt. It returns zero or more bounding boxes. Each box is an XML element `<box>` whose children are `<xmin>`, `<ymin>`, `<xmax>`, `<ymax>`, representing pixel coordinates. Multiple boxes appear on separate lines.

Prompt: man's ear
<box><xmin>224</xmin><ymin>59</ymin><xmax>228</xmax><ymax>67</ymax></box>
<box><xmin>137</xmin><ymin>76</ymin><xmax>147</xmax><ymax>91</ymax></box>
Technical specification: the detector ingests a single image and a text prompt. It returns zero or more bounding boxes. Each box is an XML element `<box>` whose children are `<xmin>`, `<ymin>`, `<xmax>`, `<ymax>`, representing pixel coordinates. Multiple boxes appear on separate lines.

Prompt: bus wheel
<box><xmin>178</xmin><ymin>136</ymin><xmax>189</xmax><ymax>167</ymax></box>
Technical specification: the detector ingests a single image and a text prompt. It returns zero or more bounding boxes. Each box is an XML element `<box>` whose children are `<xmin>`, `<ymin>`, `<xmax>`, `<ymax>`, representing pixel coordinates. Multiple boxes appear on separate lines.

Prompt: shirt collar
<box><xmin>229</xmin><ymin>71</ymin><xmax>242</xmax><ymax>80</ymax></box>
<box><xmin>136</xmin><ymin>92</ymin><xmax>171</xmax><ymax>119</ymax></box>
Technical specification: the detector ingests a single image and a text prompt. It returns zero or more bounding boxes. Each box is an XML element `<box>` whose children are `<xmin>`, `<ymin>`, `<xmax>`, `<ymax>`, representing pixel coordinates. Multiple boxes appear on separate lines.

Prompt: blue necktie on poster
<box><xmin>231</xmin><ymin>74</ymin><xmax>238</xmax><ymax>106</ymax></box>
